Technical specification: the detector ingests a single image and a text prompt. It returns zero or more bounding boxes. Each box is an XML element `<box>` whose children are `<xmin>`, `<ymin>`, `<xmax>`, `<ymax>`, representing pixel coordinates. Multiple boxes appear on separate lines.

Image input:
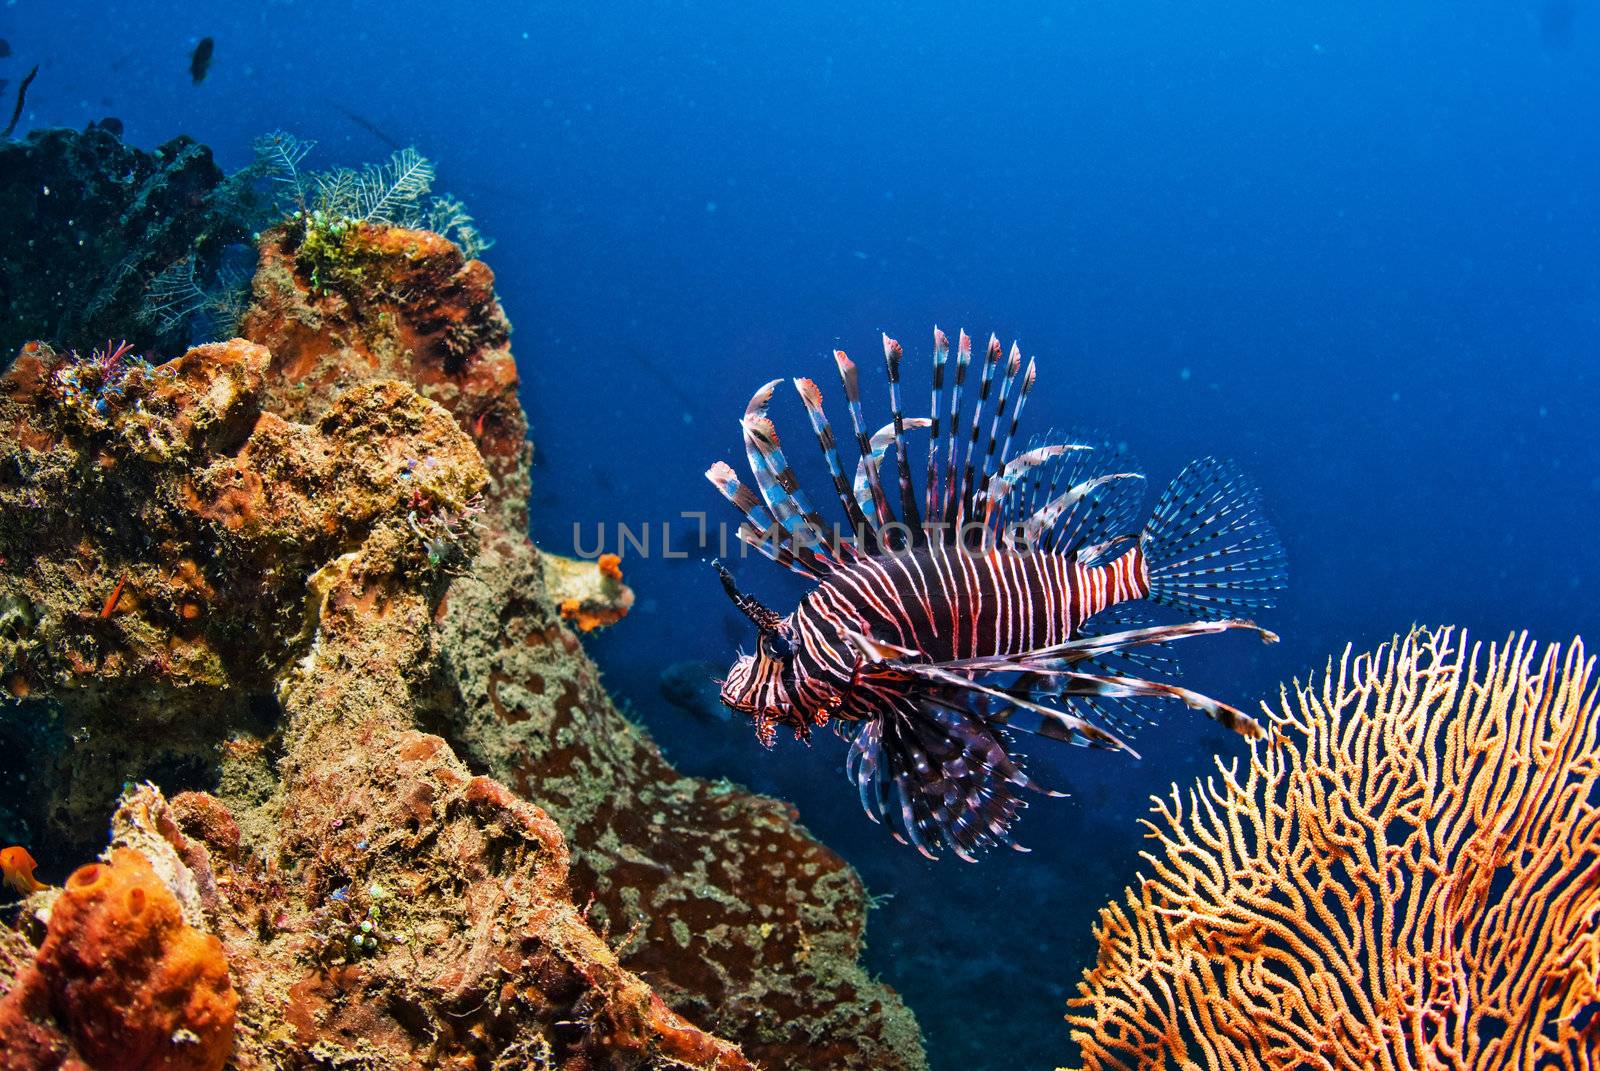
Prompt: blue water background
<box><xmin>5</xmin><ymin>3</ymin><xmax>1598</xmax><ymax>1067</ymax></box>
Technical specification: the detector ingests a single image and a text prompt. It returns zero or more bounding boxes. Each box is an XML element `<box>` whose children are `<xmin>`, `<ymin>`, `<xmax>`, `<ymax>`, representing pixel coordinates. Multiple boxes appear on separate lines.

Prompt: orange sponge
<box><xmin>0</xmin><ymin>848</ymin><xmax>236</xmax><ymax>1071</ymax></box>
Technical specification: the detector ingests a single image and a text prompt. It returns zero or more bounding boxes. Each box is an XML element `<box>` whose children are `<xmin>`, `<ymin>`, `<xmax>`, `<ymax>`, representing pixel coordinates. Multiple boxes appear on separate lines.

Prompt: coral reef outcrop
<box><xmin>1</xmin><ymin>199</ymin><xmax>924</xmax><ymax>1067</ymax></box>
<box><xmin>205</xmin><ymin>531</ymin><xmax>752</xmax><ymax>1068</ymax></box>
<box><xmin>0</xmin><ymin>126</ymin><xmax>246</xmax><ymax>359</ymax></box>
<box><xmin>434</xmin><ymin>536</ymin><xmax>921</xmax><ymax>1069</ymax></box>
<box><xmin>0</xmin><ymin>336</ymin><xmax>750</xmax><ymax>1068</ymax></box>
<box><xmin>0</xmin><ymin>338</ymin><xmax>484</xmax><ymax>841</ymax></box>
<box><xmin>240</xmin><ymin>220</ymin><xmax>529</xmax><ymax>533</ymax></box>
<box><xmin>1064</xmin><ymin>626</ymin><xmax>1600</xmax><ymax>1071</ymax></box>
<box><xmin>237</xmin><ymin>217</ymin><xmax>925</xmax><ymax>1070</ymax></box>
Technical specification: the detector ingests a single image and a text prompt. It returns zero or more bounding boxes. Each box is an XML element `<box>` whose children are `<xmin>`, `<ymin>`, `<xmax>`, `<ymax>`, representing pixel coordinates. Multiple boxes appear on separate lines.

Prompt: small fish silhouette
<box><xmin>190</xmin><ymin>36</ymin><xmax>214</xmax><ymax>85</ymax></box>
<box><xmin>660</xmin><ymin>660</ymin><xmax>733</xmax><ymax>724</ymax></box>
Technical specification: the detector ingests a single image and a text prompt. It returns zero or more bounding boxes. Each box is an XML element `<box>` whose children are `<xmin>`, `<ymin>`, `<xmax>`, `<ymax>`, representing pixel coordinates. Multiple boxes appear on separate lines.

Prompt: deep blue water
<box><xmin>5</xmin><ymin>2</ymin><xmax>1598</xmax><ymax>1067</ymax></box>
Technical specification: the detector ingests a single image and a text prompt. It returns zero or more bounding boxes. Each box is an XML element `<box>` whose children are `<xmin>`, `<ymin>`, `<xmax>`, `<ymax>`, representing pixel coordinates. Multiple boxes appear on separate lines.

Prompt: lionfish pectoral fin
<box><xmin>890</xmin><ymin>661</ymin><xmax>1134</xmax><ymax>756</ymax></box>
<box><xmin>1026</xmin><ymin>667</ymin><xmax>1267</xmax><ymax>740</ymax></box>
<box><xmin>1142</xmin><ymin>456</ymin><xmax>1288</xmax><ymax>620</ymax></box>
<box><xmin>1038</xmin><ymin>619</ymin><xmax>1277</xmax><ymax>663</ymax></box>
<box><xmin>1046</xmin><ymin>605</ymin><xmax>1236</xmax><ymax>734</ymax></box>
<box><xmin>933</xmin><ymin>619</ymin><xmax>1272</xmax><ymax>679</ymax></box>
<box><xmin>926</xmin><ymin>620</ymin><xmax>1272</xmax><ymax>742</ymax></box>
<box><xmin>839</xmin><ymin>687</ymin><xmax>1052</xmax><ymax>862</ymax></box>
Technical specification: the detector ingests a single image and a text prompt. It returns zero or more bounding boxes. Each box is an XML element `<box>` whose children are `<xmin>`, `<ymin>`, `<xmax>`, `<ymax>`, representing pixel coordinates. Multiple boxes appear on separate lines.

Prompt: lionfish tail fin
<box><xmin>1142</xmin><ymin>457</ymin><xmax>1287</xmax><ymax>620</ymax></box>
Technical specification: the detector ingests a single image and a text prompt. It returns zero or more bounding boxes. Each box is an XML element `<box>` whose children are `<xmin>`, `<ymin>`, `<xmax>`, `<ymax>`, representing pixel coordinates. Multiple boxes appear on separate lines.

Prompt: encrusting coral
<box><xmin>208</xmin><ymin>531</ymin><xmax>752</xmax><ymax>1068</ymax></box>
<box><xmin>0</xmin><ymin>334</ymin><xmax>752</xmax><ymax>1069</ymax></box>
<box><xmin>240</xmin><ymin>218</ymin><xmax>529</xmax><ymax>534</ymax></box>
<box><xmin>0</xmin><ymin>338</ymin><xmax>485</xmax><ymax>842</ymax></box>
<box><xmin>1063</xmin><ymin>626</ymin><xmax>1600</xmax><ymax>1071</ymax></box>
<box><xmin>435</xmin><ymin>534</ymin><xmax>923</xmax><ymax>1068</ymax></box>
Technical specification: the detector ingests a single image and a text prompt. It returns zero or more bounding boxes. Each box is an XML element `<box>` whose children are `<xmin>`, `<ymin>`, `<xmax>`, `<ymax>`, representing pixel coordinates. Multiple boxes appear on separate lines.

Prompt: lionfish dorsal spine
<box><xmin>957</xmin><ymin>334</ymin><xmax>1005</xmax><ymax>531</ymax></box>
<box><xmin>834</xmin><ymin>349</ymin><xmax>896</xmax><ymax>535</ymax></box>
<box><xmin>793</xmin><ymin>377</ymin><xmax>876</xmax><ymax>554</ymax></box>
<box><xmin>981</xmin><ymin>445</ymin><xmax>1085</xmax><ymax>530</ymax></box>
<box><xmin>972</xmin><ymin>343</ymin><xmax>1028</xmax><ymax>525</ymax></box>
<box><xmin>924</xmin><ymin>327</ymin><xmax>950</xmax><ymax>528</ymax></box>
<box><xmin>940</xmin><ymin>329</ymin><xmax>973</xmax><ymax>529</ymax></box>
<box><xmin>882</xmin><ymin>334</ymin><xmax>924</xmax><ymax>544</ymax></box>
<box><xmin>998</xmin><ymin>356</ymin><xmax>1037</xmax><ymax>490</ymax></box>
<box><xmin>738</xmin><ymin>381</ymin><xmax>800</xmax><ymax>532</ymax></box>
<box><xmin>1024</xmin><ymin>472</ymin><xmax>1144</xmax><ymax>547</ymax></box>
<box><xmin>854</xmin><ymin>418</ymin><xmax>932</xmax><ymax>527</ymax></box>
<box><xmin>706</xmin><ymin>461</ymin><xmax>796</xmax><ymax>574</ymax></box>
<box><xmin>982</xmin><ymin>342</ymin><xmax>1025</xmax><ymax>491</ymax></box>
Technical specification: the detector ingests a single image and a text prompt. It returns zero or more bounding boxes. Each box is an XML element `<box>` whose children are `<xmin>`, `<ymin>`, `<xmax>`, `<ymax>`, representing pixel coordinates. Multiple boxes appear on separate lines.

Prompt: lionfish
<box><xmin>706</xmin><ymin>329</ymin><xmax>1286</xmax><ymax>861</ymax></box>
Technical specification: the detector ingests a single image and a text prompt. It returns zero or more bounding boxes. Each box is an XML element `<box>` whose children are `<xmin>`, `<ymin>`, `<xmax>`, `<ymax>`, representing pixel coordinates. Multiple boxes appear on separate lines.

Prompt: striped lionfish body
<box><xmin>707</xmin><ymin>329</ymin><xmax>1286</xmax><ymax>861</ymax></box>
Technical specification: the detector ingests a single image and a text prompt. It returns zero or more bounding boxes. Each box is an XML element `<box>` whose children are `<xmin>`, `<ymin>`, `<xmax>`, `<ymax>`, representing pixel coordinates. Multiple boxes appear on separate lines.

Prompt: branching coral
<box><xmin>1064</xmin><ymin>626</ymin><xmax>1600</xmax><ymax>1071</ymax></box>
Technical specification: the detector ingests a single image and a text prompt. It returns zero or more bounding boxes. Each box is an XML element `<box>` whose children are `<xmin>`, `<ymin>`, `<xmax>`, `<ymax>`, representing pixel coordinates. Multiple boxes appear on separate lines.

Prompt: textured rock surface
<box><xmin>0</xmin><ymin>338</ymin><xmax>484</xmax><ymax>844</ymax></box>
<box><xmin>237</xmin><ymin>218</ymin><xmax>926</xmax><ymax>1070</ymax></box>
<box><xmin>435</xmin><ymin>537</ymin><xmax>924</xmax><ymax>1069</ymax></box>
<box><xmin>206</xmin><ymin>537</ymin><xmax>752</xmax><ymax>1070</ymax></box>
<box><xmin>240</xmin><ymin>222</ymin><xmax>530</xmax><ymax>534</ymax></box>
<box><xmin>0</xmin><ymin>339</ymin><xmax>748</xmax><ymax>1069</ymax></box>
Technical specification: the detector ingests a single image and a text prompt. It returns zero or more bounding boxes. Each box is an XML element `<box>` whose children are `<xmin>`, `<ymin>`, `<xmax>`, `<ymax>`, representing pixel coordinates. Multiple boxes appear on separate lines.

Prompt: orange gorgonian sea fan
<box><xmin>1063</xmin><ymin>626</ymin><xmax>1600</xmax><ymax>1071</ymax></box>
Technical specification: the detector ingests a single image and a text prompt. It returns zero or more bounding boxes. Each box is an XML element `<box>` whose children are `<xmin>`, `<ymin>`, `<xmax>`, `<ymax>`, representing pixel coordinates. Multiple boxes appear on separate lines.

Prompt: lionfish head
<box><xmin>713</xmin><ymin>561</ymin><xmax>807</xmax><ymax>746</ymax></box>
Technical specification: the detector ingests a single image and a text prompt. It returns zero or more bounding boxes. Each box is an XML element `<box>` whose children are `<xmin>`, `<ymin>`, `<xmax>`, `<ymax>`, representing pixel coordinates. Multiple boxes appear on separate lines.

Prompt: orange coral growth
<box><xmin>1065</xmin><ymin>626</ymin><xmax>1600</xmax><ymax>1071</ymax></box>
<box><xmin>543</xmin><ymin>551</ymin><xmax>635</xmax><ymax>632</ymax></box>
<box><xmin>0</xmin><ymin>847</ymin><xmax>237</xmax><ymax>1071</ymax></box>
<box><xmin>559</xmin><ymin>595</ymin><xmax>628</xmax><ymax>633</ymax></box>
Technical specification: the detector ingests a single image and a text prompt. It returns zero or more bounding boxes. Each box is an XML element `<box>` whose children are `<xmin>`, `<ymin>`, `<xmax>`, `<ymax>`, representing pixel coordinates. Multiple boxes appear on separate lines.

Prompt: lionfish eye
<box><xmin>761</xmin><ymin>633</ymin><xmax>794</xmax><ymax>660</ymax></box>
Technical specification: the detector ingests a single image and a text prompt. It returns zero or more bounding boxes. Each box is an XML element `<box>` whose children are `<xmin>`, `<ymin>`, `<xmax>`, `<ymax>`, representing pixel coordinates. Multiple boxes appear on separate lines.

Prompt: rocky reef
<box><xmin>0</xmin><ymin>139</ymin><xmax>924</xmax><ymax>1071</ymax></box>
<box><xmin>239</xmin><ymin>220</ymin><xmax>529</xmax><ymax>535</ymax></box>
<box><xmin>0</xmin><ymin>336</ymin><xmax>486</xmax><ymax>842</ymax></box>
<box><xmin>0</xmin><ymin>125</ymin><xmax>250</xmax><ymax>359</ymax></box>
